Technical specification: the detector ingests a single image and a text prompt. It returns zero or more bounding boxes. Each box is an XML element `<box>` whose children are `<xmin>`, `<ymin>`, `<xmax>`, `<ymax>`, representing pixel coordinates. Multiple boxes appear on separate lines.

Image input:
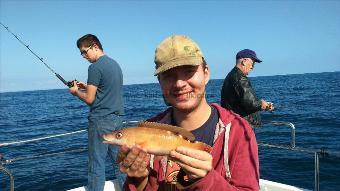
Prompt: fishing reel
<box><xmin>67</xmin><ymin>79</ymin><xmax>87</xmax><ymax>90</ymax></box>
<box><xmin>266</xmin><ymin>102</ymin><xmax>274</xmax><ymax>112</ymax></box>
<box><xmin>67</xmin><ymin>80</ymin><xmax>77</xmax><ymax>88</ymax></box>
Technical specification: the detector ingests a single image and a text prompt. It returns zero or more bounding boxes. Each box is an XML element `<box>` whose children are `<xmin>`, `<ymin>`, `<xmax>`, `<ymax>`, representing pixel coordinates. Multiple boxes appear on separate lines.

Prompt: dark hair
<box><xmin>76</xmin><ymin>34</ymin><xmax>103</xmax><ymax>51</ymax></box>
<box><xmin>202</xmin><ymin>57</ymin><xmax>207</xmax><ymax>68</ymax></box>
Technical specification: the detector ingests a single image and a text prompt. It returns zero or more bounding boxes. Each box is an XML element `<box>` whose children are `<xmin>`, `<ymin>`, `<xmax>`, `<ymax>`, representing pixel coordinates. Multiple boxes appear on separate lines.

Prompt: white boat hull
<box><xmin>260</xmin><ymin>179</ymin><xmax>311</xmax><ymax>191</ymax></box>
<box><xmin>68</xmin><ymin>179</ymin><xmax>311</xmax><ymax>191</ymax></box>
<box><xmin>67</xmin><ymin>179</ymin><xmax>122</xmax><ymax>191</ymax></box>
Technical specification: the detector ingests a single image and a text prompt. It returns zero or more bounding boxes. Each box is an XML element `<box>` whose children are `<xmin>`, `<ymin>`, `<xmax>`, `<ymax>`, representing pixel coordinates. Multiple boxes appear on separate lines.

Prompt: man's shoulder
<box><xmin>92</xmin><ymin>56</ymin><xmax>121</xmax><ymax>71</ymax></box>
<box><xmin>225</xmin><ymin>67</ymin><xmax>245</xmax><ymax>84</ymax></box>
<box><xmin>230</xmin><ymin>71</ymin><xmax>249</xmax><ymax>88</ymax></box>
<box><xmin>94</xmin><ymin>55</ymin><xmax>117</xmax><ymax>65</ymax></box>
<box><xmin>212</xmin><ymin>103</ymin><xmax>235</xmax><ymax>117</ymax></box>
<box><xmin>88</xmin><ymin>62</ymin><xmax>99</xmax><ymax>72</ymax></box>
<box><xmin>104</xmin><ymin>55</ymin><xmax>118</xmax><ymax>64</ymax></box>
<box><xmin>212</xmin><ymin>103</ymin><xmax>252</xmax><ymax>132</ymax></box>
<box><xmin>104</xmin><ymin>56</ymin><xmax>122</xmax><ymax>71</ymax></box>
<box><xmin>232</xmin><ymin>68</ymin><xmax>247</xmax><ymax>81</ymax></box>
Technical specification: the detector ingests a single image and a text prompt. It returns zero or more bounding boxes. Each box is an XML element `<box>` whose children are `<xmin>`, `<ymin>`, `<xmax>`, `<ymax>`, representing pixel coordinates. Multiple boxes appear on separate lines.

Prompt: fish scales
<box><xmin>103</xmin><ymin>123</ymin><xmax>211</xmax><ymax>155</ymax></box>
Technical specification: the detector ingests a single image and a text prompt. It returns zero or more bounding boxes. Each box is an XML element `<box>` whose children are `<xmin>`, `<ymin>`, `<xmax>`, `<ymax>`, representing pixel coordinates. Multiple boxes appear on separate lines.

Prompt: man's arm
<box><xmin>235</xmin><ymin>78</ymin><xmax>274</xmax><ymax>113</ymax></box>
<box><xmin>235</xmin><ymin>78</ymin><xmax>261</xmax><ymax>113</ymax></box>
<box><xmin>69</xmin><ymin>82</ymin><xmax>97</xmax><ymax>105</ymax></box>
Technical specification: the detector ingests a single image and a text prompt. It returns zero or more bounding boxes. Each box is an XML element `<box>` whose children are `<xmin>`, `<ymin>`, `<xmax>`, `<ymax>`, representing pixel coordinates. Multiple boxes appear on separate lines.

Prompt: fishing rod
<box><xmin>0</xmin><ymin>22</ymin><xmax>74</xmax><ymax>88</ymax></box>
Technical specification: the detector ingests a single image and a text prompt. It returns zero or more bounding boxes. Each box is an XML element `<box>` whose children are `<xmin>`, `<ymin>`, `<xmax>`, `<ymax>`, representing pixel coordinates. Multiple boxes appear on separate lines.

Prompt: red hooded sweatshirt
<box><xmin>124</xmin><ymin>103</ymin><xmax>259</xmax><ymax>191</ymax></box>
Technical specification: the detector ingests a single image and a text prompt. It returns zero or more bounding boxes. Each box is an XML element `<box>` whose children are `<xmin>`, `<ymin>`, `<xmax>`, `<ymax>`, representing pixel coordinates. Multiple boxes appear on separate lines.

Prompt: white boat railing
<box><xmin>1</xmin><ymin>120</ymin><xmax>340</xmax><ymax>191</ymax></box>
<box><xmin>262</xmin><ymin>120</ymin><xmax>295</xmax><ymax>148</ymax></box>
<box><xmin>0</xmin><ymin>164</ymin><xmax>14</xmax><ymax>191</ymax></box>
<box><xmin>0</xmin><ymin>120</ymin><xmax>139</xmax><ymax>191</ymax></box>
<box><xmin>259</xmin><ymin>120</ymin><xmax>340</xmax><ymax>191</ymax></box>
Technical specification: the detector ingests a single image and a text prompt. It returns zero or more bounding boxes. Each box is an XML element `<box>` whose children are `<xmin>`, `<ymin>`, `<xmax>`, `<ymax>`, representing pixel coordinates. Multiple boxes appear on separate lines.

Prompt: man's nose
<box><xmin>174</xmin><ymin>78</ymin><xmax>186</xmax><ymax>88</ymax></box>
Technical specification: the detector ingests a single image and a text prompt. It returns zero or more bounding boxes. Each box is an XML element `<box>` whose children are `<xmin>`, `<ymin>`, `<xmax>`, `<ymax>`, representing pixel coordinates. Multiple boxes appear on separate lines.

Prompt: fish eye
<box><xmin>116</xmin><ymin>132</ymin><xmax>123</xmax><ymax>139</ymax></box>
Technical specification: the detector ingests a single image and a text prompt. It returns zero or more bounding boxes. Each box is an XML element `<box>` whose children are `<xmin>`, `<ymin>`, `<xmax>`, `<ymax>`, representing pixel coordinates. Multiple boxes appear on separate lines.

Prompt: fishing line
<box><xmin>0</xmin><ymin>22</ymin><xmax>74</xmax><ymax>87</ymax></box>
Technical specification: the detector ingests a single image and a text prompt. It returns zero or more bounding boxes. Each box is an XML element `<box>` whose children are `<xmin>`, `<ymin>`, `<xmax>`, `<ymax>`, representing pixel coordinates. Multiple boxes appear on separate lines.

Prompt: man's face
<box><xmin>79</xmin><ymin>44</ymin><xmax>97</xmax><ymax>63</ymax></box>
<box><xmin>240</xmin><ymin>58</ymin><xmax>255</xmax><ymax>75</ymax></box>
<box><xmin>158</xmin><ymin>64</ymin><xmax>210</xmax><ymax>112</ymax></box>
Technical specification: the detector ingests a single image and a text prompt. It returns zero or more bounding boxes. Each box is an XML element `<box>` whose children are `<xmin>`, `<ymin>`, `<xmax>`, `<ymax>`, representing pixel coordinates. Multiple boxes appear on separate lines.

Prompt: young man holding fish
<box><xmin>106</xmin><ymin>35</ymin><xmax>259</xmax><ymax>190</ymax></box>
<box><xmin>69</xmin><ymin>34</ymin><xmax>125</xmax><ymax>191</ymax></box>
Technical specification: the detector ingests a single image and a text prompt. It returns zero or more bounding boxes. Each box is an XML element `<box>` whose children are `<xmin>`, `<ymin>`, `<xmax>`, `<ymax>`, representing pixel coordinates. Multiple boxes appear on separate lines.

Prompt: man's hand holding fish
<box><xmin>170</xmin><ymin>146</ymin><xmax>213</xmax><ymax>181</ymax></box>
<box><xmin>116</xmin><ymin>145</ymin><xmax>150</xmax><ymax>191</ymax></box>
<box><xmin>118</xmin><ymin>145</ymin><xmax>150</xmax><ymax>178</ymax></box>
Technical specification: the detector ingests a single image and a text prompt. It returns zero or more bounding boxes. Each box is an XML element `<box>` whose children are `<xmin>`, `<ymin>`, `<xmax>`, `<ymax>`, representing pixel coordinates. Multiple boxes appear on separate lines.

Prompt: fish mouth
<box><xmin>102</xmin><ymin>139</ymin><xmax>122</xmax><ymax>146</ymax></box>
<box><xmin>102</xmin><ymin>134</ymin><xmax>121</xmax><ymax>146</ymax></box>
<box><xmin>102</xmin><ymin>134</ymin><xmax>112</xmax><ymax>141</ymax></box>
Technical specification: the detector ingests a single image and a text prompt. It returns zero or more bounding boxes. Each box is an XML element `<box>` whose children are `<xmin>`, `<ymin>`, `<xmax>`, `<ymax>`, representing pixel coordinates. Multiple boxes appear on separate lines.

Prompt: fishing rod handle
<box><xmin>55</xmin><ymin>73</ymin><xmax>75</xmax><ymax>88</ymax></box>
<box><xmin>55</xmin><ymin>73</ymin><xmax>68</xmax><ymax>86</ymax></box>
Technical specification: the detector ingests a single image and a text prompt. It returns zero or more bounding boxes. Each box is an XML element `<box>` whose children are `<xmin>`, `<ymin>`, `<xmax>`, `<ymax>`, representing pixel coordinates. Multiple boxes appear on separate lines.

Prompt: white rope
<box><xmin>3</xmin><ymin>148</ymin><xmax>88</xmax><ymax>164</ymax></box>
<box><xmin>0</xmin><ymin>129</ymin><xmax>87</xmax><ymax>147</ymax></box>
<box><xmin>0</xmin><ymin>120</ymin><xmax>140</xmax><ymax>147</ymax></box>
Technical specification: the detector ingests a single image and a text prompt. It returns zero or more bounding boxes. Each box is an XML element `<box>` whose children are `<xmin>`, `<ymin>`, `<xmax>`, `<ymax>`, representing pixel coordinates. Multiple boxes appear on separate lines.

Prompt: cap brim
<box><xmin>253</xmin><ymin>57</ymin><xmax>262</xmax><ymax>63</ymax></box>
<box><xmin>154</xmin><ymin>57</ymin><xmax>203</xmax><ymax>76</ymax></box>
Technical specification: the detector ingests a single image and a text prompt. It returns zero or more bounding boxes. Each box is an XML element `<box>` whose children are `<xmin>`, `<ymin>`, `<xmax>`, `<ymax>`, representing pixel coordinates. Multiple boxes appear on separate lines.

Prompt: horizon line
<box><xmin>1</xmin><ymin>70</ymin><xmax>339</xmax><ymax>94</ymax></box>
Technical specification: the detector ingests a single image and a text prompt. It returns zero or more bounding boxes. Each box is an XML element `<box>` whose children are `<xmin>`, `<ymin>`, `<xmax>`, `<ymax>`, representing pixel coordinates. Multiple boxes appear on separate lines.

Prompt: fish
<box><xmin>102</xmin><ymin>121</ymin><xmax>212</xmax><ymax>155</ymax></box>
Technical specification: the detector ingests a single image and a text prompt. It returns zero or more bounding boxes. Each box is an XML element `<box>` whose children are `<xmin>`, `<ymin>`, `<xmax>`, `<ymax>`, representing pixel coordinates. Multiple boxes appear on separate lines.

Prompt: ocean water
<box><xmin>0</xmin><ymin>72</ymin><xmax>339</xmax><ymax>190</ymax></box>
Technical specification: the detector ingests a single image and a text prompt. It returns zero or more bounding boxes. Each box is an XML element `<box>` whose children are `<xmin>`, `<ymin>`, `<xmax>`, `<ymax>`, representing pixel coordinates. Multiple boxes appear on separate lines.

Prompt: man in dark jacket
<box><xmin>220</xmin><ymin>49</ymin><xmax>274</xmax><ymax>127</ymax></box>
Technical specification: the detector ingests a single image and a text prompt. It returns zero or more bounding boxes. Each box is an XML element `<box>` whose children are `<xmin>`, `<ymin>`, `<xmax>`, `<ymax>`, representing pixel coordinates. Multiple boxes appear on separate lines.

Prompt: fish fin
<box><xmin>194</xmin><ymin>141</ymin><xmax>212</xmax><ymax>153</ymax></box>
<box><xmin>136</xmin><ymin>141</ymin><xmax>148</xmax><ymax>150</ymax></box>
<box><xmin>138</xmin><ymin>121</ymin><xmax>195</xmax><ymax>141</ymax></box>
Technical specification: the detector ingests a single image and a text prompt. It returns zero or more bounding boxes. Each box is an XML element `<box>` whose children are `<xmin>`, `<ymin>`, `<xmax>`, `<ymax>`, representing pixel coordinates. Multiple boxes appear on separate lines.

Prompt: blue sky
<box><xmin>1</xmin><ymin>0</ymin><xmax>339</xmax><ymax>92</ymax></box>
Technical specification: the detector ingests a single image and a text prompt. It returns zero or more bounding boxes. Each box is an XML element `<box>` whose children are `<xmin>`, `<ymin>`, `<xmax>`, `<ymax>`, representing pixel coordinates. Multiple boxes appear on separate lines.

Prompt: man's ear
<box><xmin>241</xmin><ymin>59</ymin><xmax>246</xmax><ymax>66</ymax></box>
<box><xmin>93</xmin><ymin>44</ymin><xmax>98</xmax><ymax>50</ymax></box>
<box><xmin>204</xmin><ymin>65</ymin><xmax>210</xmax><ymax>85</ymax></box>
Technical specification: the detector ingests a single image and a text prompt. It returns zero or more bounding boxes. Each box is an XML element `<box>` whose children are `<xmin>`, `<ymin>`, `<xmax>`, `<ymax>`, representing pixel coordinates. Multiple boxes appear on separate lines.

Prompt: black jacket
<box><xmin>220</xmin><ymin>67</ymin><xmax>262</xmax><ymax>126</ymax></box>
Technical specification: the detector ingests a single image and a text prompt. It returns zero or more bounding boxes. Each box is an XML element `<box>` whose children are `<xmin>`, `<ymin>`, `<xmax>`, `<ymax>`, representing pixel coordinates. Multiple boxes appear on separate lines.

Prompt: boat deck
<box><xmin>67</xmin><ymin>179</ymin><xmax>311</xmax><ymax>191</ymax></box>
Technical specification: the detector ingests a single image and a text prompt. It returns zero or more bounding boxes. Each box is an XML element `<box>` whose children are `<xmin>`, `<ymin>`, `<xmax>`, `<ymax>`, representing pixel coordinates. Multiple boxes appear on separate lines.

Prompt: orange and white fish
<box><xmin>103</xmin><ymin>121</ymin><xmax>211</xmax><ymax>155</ymax></box>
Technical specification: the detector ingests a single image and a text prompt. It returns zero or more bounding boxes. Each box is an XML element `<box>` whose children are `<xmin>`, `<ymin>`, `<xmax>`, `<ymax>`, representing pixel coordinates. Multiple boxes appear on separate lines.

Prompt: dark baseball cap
<box><xmin>236</xmin><ymin>49</ymin><xmax>262</xmax><ymax>63</ymax></box>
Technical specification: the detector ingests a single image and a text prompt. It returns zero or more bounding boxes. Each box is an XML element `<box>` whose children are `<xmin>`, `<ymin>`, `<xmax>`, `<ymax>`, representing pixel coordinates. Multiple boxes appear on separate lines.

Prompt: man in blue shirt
<box><xmin>69</xmin><ymin>34</ymin><xmax>125</xmax><ymax>191</ymax></box>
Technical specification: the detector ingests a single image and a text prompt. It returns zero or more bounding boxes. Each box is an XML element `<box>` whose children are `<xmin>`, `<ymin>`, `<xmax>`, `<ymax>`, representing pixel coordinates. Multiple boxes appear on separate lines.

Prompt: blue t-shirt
<box><xmin>190</xmin><ymin>106</ymin><xmax>218</xmax><ymax>146</ymax></box>
<box><xmin>171</xmin><ymin>106</ymin><xmax>218</xmax><ymax>146</ymax></box>
<box><xmin>87</xmin><ymin>55</ymin><xmax>124</xmax><ymax>117</ymax></box>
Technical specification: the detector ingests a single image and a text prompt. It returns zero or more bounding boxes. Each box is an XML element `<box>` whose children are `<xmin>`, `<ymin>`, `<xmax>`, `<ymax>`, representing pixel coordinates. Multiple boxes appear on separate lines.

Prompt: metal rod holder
<box><xmin>0</xmin><ymin>165</ymin><xmax>14</xmax><ymax>191</ymax></box>
<box><xmin>315</xmin><ymin>152</ymin><xmax>320</xmax><ymax>191</ymax></box>
<box><xmin>263</xmin><ymin>121</ymin><xmax>296</xmax><ymax>148</ymax></box>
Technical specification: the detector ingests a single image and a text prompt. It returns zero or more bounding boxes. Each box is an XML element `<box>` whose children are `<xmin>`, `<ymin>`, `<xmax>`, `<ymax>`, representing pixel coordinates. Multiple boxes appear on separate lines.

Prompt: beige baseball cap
<box><xmin>154</xmin><ymin>35</ymin><xmax>204</xmax><ymax>76</ymax></box>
